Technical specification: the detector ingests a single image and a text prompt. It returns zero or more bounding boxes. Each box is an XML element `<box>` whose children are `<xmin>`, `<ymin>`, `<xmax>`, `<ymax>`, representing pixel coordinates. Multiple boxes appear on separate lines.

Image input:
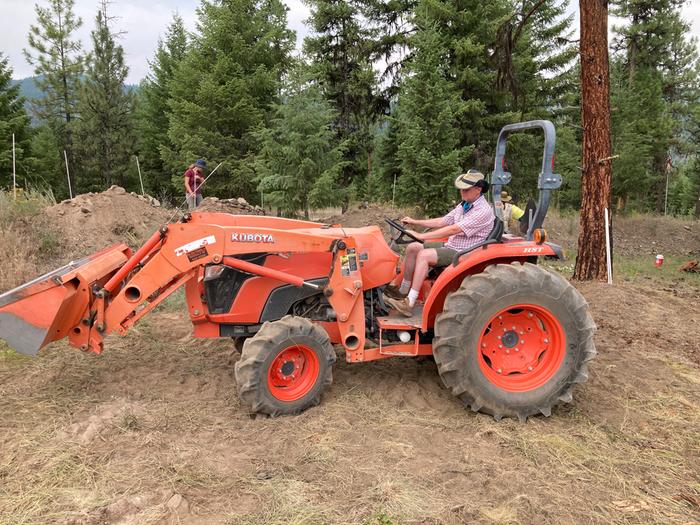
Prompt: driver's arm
<box><xmin>413</xmin><ymin>224</ymin><xmax>461</xmax><ymax>240</ymax></box>
<box><xmin>403</xmin><ymin>217</ymin><xmax>445</xmax><ymax>229</ymax></box>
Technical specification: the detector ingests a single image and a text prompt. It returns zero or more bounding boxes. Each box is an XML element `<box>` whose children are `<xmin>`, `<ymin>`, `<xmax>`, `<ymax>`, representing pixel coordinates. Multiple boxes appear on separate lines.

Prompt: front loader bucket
<box><xmin>0</xmin><ymin>244</ymin><xmax>131</xmax><ymax>356</ymax></box>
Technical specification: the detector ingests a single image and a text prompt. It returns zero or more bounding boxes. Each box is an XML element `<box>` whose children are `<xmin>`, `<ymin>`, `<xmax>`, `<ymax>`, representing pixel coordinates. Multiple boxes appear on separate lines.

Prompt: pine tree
<box><xmin>610</xmin><ymin>66</ymin><xmax>670</xmax><ymax>210</ymax></box>
<box><xmin>491</xmin><ymin>0</ymin><xmax>579</xmax><ymax>201</ymax></box>
<box><xmin>413</xmin><ymin>0</ymin><xmax>510</xmax><ymax>170</ymax></box>
<box><xmin>23</xmin><ymin>0</ymin><xmax>84</xmax><ymax>194</ymax></box>
<box><xmin>385</xmin><ymin>0</ymin><xmax>578</xmax><ymax>213</ymax></box>
<box><xmin>610</xmin><ymin>0</ymin><xmax>700</xmax><ymax>212</ymax></box>
<box><xmin>369</xmin><ymin>115</ymin><xmax>401</xmax><ymax>203</ymax></box>
<box><xmin>303</xmin><ymin>0</ymin><xmax>384</xmax><ymax>206</ymax></box>
<box><xmin>394</xmin><ymin>25</ymin><xmax>470</xmax><ymax>216</ymax></box>
<box><xmin>164</xmin><ymin>0</ymin><xmax>295</xmax><ymax>201</ymax></box>
<box><xmin>136</xmin><ymin>13</ymin><xmax>188</xmax><ymax>199</ymax></box>
<box><xmin>76</xmin><ymin>0</ymin><xmax>136</xmax><ymax>191</ymax></box>
<box><xmin>255</xmin><ymin>66</ymin><xmax>347</xmax><ymax>217</ymax></box>
<box><xmin>0</xmin><ymin>55</ymin><xmax>33</xmax><ymax>191</ymax></box>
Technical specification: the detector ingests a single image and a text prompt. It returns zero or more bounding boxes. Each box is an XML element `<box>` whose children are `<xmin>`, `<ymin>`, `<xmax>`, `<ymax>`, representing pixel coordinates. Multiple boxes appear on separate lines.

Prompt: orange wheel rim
<box><xmin>477</xmin><ymin>304</ymin><xmax>565</xmax><ymax>392</ymax></box>
<box><xmin>267</xmin><ymin>345</ymin><xmax>320</xmax><ymax>401</ymax></box>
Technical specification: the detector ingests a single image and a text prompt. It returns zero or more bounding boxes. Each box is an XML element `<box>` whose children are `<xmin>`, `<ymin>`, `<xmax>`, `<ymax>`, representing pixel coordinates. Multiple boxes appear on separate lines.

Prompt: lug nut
<box><xmin>520</xmin><ymin>340</ymin><xmax>525</xmax><ymax>344</ymax></box>
<box><xmin>528</xmin><ymin>366</ymin><xmax>533</xmax><ymax>371</ymax></box>
<box><xmin>482</xmin><ymin>343</ymin><xmax>487</xmax><ymax>348</ymax></box>
<box><xmin>514</xmin><ymin>348</ymin><xmax>519</xmax><ymax>352</ymax></box>
<box><xmin>498</xmin><ymin>344</ymin><xmax>503</xmax><ymax>349</ymax></box>
<box><xmin>497</xmin><ymin>335</ymin><xmax>501</xmax><ymax>340</ymax></box>
<box><xmin>527</xmin><ymin>312</ymin><xmax>534</xmax><ymax>318</ymax></box>
<box><xmin>543</xmin><ymin>338</ymin><xmax>549</xmax><ymax>344</ymax></box>
<box><xmin>505</xmin><ymin>349</ymin><xmax>510</xmax><ymax>354</ymax></box>
<box><xmin>497</xmin><ymin>368</ymin><xmax>502</xmax><ymax>374</ymax></box>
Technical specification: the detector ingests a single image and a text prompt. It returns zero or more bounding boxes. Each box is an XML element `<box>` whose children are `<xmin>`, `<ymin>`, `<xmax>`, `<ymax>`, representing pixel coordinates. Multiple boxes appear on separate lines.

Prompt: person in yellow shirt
<box><xmin>501</xmin><ymin>191</ymin><xmax>524</xmax><ymax>234</ymax></box>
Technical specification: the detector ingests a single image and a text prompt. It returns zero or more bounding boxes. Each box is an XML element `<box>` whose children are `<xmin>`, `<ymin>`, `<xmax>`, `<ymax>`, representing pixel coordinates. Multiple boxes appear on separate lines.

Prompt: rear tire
<box><xmin>234</xmin><ymin>316</ymin><xmax>336</xmax><ymax>416</ymax></box>
<box><xmin>433</xmin><ymin>262</ymin><xmax>596</xmax><ymax>421</ymax></box>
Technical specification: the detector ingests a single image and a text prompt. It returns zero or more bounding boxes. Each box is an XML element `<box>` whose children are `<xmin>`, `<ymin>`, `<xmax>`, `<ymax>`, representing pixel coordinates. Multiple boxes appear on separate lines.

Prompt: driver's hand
<box><xmin>407</xmin><ymin>229</ymin><xmax>424</xmax><ymax>241</ymax></box>
<box><xmin>401</xmin><ymin>216</ymin><xmax>415</xmax><ymax>225</ymax></box>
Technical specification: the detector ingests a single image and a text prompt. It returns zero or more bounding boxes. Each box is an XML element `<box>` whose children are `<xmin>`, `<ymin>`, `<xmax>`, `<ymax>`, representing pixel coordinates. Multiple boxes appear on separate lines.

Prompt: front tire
<box><xmin>234</xmin><ymin>316</ymin><xmax>336</xmax><ymax>416</ymax></box>
<box><xmin>433</xmin><ymin>263</ymin><xmax>596</xmax><ymax>421</ymax></box>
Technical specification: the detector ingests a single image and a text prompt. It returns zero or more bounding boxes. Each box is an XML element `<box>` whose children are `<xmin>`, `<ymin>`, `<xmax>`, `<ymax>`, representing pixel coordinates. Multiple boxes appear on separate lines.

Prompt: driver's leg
<box><xmin>410</xmin><ymin>249</ymin><xmax>438</xmax><ymax>297</ymax></box>
<box><xmin>402</xmin><ymin>242</ymin><xmax>423</xmax><ymax>284</ymax></box>
<box><xmin>385</xmin><ymin>242</ymin><xmax>423</xmax><ymax>299</ymax></box>
<box><xmin>385</xmin><ymin>248</ymin><xmax>438</xmax><ymax>317</ymax></box>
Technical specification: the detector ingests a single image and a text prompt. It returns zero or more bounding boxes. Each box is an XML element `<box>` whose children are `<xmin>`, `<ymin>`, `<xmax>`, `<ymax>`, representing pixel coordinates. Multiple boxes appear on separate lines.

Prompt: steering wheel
<box><xmin>386</xmin><ymin>218</ymin><xmax>423</xmax><ymax>244</ymax></box>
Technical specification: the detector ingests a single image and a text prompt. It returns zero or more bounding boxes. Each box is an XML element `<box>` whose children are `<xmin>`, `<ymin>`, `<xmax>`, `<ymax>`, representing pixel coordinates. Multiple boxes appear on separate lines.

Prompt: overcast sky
<box><xmin>1</xmin><ymin>0</ymin><xmax>699</xmax><ymax>85</ymax></box>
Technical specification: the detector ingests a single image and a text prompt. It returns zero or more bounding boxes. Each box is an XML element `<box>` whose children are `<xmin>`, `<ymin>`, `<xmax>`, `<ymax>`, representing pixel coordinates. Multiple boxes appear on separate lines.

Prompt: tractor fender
<box><xmin>421</xmin><ymin>241</ymin><xmax>562</xmax><ymax>331</ymax></box>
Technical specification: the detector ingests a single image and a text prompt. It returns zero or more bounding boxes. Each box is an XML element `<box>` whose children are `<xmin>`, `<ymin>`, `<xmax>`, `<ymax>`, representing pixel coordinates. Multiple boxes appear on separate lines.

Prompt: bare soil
<box><xmin>541</xmin><ymin>211</ymin><xmax>700</xmax><ymax>259</ymax></box>
<box><xmin>1</xmin><ymin>197</ymin><xmax>699</xmax><ymax>524</ymax></box>
<box><xmin>44</xmin><ymin>186</ymin><xmax>170</xmax><ymax>258</ymax></box>
<box><xmin>196</xmin><ymin>197</ymin><xmax>264</xmax><ymax>215</ymax></box>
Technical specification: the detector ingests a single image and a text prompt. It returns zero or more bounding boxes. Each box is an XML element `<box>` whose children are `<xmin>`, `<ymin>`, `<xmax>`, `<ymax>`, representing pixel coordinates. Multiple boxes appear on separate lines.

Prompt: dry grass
<box><xmin>0</xmin><ymin>189</ymin><xmax>59</xmax><ymax>292</ymax></box>
<box><xmin>1</xmin><ymin>291</ymin><xmax>699</xmax><ymax>524</ymax></box>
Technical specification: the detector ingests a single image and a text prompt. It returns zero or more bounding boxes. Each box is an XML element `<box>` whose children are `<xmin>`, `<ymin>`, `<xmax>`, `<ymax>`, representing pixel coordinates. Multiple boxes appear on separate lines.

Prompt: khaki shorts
<box><xmin>424</xmin><ymin>242</ymin><xmax>457</xmax><ymax>267</ymax></box>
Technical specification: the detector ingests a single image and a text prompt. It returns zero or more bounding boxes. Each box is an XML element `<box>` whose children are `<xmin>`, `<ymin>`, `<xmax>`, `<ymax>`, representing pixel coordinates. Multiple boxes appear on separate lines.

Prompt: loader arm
<box><xmin>0</xmin><ymin>214</ymin><xmax>371</xmax><ymax>357</ymax></box>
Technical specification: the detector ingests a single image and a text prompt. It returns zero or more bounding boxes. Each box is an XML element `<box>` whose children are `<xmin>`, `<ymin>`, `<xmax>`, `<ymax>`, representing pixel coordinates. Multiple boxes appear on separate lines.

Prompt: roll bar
<box><xmin>490</xmin><ymin>120</ymin><xmax>561</xmax><ymax>240</ymax></box>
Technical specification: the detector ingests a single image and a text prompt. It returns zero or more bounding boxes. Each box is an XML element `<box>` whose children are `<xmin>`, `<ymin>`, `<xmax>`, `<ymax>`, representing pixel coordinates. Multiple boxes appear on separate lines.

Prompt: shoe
<box><xmin>384</xmin><ymin>296</ymin><xmax>414</xmax><ymax>317</ymax></box>
<box><xmin>383</xmin><ymin>284</ymin><xmax>407</xmax><ymax>300</ymax></box>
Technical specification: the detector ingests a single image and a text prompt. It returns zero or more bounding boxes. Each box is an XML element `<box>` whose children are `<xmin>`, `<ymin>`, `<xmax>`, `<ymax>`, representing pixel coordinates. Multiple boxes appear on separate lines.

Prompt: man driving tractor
<box><xmin>384</xmin><ymin>169</ymin><xmax>495</xmax><ymax>316</ymax></box>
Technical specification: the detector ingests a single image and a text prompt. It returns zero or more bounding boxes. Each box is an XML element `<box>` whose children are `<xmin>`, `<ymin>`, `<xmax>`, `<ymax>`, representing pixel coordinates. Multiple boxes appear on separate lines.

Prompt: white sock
<box><xmin>407</xmin><ymin>288</ymin><xmax>420</xmax><ymax>307</ymax></box>
<box><xmin>399</xmin><ymin>279</ymin><xmax>411</xmax><ymax>294</ymax></box>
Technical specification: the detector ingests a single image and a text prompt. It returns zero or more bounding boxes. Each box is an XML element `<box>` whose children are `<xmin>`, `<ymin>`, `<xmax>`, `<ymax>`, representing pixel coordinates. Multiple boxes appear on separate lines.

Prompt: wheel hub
<box><xmin>280</xmin><ymin>361</ymin><xmax>296</xmax><ymax>376</ymax></box>
<box><xmin>477</xmin><ymin>305</ymin><xmax>565</xmax><ymax>392</ymax></box>
<box><xmin>267</xmin><ymin>345</ymin><xmax>320</xmax><ymax>401</ymax></box>
<box><xmin>501</xmin><ymin>330</ymin><xmax>518</xmax><ymax>348</ymax></box>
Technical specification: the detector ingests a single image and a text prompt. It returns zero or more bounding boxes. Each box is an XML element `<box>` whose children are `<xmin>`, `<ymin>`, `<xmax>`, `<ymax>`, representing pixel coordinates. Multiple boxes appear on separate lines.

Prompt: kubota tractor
<box><xmin>0</xmin><ymin>121</ymin><xmax>595</xmax><ymax>421</ymax></box>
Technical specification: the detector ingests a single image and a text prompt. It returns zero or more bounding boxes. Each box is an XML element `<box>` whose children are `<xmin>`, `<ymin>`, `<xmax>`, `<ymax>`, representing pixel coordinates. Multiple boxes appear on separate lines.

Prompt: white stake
<box><xmin>135</xmin><ymin>156</ymin><xmax>144</xmax><ymax>195</ymax></box>
<box><xmin>604</xmin><ymin>207</ymin><xmax>612</xmax><ymax>285</ymax></box>
<box><xmin>664</xmin><ymin>170</ymin><xmax>669</xmax><ymax>216</ymax></box>
<box><xmin>64</xmin><ymin>149</ymin><xmax>73</xmax><ymax>199</ymax></box>
<box><xmin>12</xmin><ymin>133</ymin><xmax>16</xmax><ymax>201</ymax></box>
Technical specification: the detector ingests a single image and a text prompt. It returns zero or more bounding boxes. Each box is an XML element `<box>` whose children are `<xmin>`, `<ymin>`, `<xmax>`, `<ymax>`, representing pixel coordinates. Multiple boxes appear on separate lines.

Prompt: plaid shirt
<box><xmin>442</xmin><ymin>195</ymin><xmax>495</xmax><ymax>251</ymax></box>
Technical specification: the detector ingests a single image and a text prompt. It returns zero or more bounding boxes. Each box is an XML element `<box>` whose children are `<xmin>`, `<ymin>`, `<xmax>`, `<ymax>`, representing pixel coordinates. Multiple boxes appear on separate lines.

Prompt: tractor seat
<box><xmin>449</xmin><ymin>217</ymin><xmax>504</xmax><ymax>266</ymax></box>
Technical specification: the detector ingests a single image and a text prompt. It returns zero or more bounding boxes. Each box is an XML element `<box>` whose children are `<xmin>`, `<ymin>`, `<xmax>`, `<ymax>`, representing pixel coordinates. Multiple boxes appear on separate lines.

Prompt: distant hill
<box><xmin>11</xmin><ymin>75</ymin><xmax>139</xmax><ymax>123</ymax></box>
<box><xmin>11</xmin><ymin>76</ymin><xmax>44</xmax><ymax>104</ymax></box>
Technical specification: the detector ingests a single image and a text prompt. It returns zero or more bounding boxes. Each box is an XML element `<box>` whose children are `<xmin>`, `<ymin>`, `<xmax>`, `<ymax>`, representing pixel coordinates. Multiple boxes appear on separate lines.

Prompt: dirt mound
<box><xmin>44</xmin><ymin>186</ymin><xmax>170</xmax><ymax>260</ymax></box>
<box><xmin>323</xmin><ymin>203</ymin><xmax>420</xmax><ymax>236</ymax></box>
<box><xmin>196</xmin><ymin>196</ymin><xmax>264</xmax><ymax>215</ymax></box>
<box><xmin>544</xmin><ymin>211</ymin><xmax>699</xmax><ymax>257</ymax></box>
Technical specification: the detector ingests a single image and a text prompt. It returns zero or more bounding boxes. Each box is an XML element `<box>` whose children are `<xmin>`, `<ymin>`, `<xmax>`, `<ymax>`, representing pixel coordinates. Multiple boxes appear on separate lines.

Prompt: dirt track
<box><xmin>1</xmin><ymin>193</ymin><xmax>699</xmax><ymax>524</ymax></box>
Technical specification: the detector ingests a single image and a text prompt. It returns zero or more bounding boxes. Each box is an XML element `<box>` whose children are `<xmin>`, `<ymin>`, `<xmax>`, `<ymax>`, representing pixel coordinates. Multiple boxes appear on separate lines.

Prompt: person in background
<box><xmin>384</xmin><ymin>170</ymin><xmax>495</xmax><ymax>317</ymax></box>
<box><xmin>184</xmin><ymin>159</ymin><xmax>207</xmax><ymax>210</ymax></box>
<box><xmin>501</xmin><ymin>191</ymin><xmax>524</xmax><ymax>234</ymax></box>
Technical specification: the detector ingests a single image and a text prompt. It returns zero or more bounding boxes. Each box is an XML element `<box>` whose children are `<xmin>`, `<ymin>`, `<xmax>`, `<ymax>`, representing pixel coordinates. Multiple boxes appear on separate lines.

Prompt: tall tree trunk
<box><xmin>573</xmin><ymin>0</ymin><xmax>613</xmax><ymax>281</ymax></box>
<box><xmin>58</xmin><ymin>7</ymin><xmax>77</xmax><ymax>195</ymax></box>
<box><xmin>653</xmin><ymin>153</ymin><xmax>667</xmax><ymax>213</ymax></box>
<box><xmin>695</xmin><ymin>189</ymin><xmax>700</xmax><ymax>217</ymax></box>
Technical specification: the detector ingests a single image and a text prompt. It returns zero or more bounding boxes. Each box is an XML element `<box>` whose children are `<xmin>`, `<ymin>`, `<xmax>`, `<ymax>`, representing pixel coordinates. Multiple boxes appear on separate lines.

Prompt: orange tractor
<box><xmin>0</xmin><ymin>121</ymin><xmax>595</xmax><ymax>421</ymax></box>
